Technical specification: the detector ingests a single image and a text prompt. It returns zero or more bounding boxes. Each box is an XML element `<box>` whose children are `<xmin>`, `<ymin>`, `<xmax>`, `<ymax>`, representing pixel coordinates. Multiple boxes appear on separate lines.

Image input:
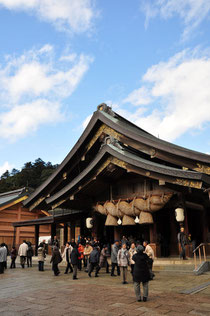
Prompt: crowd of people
<box><xmin>0</xmin><ymin>236</ymin><xmax>155</xmax><ymax>302</ymax></box>
<box><xmin>49</xmin><ymin>235</ymin><xmax>155</xmax><ymax>301</ymax></box>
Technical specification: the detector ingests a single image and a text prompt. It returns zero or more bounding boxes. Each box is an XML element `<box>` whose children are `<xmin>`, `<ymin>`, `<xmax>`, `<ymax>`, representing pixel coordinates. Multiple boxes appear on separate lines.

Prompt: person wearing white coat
<box><xmin>62</xmin><ymin>242</ymin><xmax>73</xmax><ymax>274</ymax></box>
<box><xmin>18</xmin><ymin>240</ymin><xmax>28</xmax><ymax>268</ymax></box>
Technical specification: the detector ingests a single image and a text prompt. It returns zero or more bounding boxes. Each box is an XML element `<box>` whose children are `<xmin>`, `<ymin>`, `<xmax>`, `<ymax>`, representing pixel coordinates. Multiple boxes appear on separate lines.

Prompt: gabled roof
<box><xmin>0</xmin><ymin>188</ymin><xmax>29</xmax><ymax>211</ymax></box>
<box><xmin>23</xmin><ymin>104</ymin><xmax>210</xmax><ymax>210</ymax></box>
<box><xmin>46</xmin><ymin>143</ymin><xmax>209</xmax><ymax>207</ymax></box>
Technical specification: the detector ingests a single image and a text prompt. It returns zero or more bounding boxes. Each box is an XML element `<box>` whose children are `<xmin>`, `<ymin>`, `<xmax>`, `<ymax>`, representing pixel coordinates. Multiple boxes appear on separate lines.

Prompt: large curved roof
<box><xmin>24</xmin><ymin>104</ymin><xmax>210</xmax><ymax>209</ymax></box>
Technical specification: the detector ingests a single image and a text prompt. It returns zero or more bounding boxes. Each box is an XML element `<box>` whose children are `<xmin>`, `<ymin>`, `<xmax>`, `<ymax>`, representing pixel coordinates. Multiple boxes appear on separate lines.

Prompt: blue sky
<box><xmin>0</xmin><ymin>0</ymin><xmax>210</xmax><ymax>175</ymax></box>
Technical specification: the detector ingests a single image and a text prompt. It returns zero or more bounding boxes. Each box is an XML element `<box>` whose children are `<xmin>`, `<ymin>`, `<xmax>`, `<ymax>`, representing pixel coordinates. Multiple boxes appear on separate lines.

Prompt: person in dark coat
<box><xmin>10</xmin><ymin>246</ymin><xmax>17</xmax><ymax>269</ymax></box>
<box><xmin>50</xmin><ymin>246</ymin><xmax>62</xmax><ymax>276</ymax></box>
<box><xmin>99</xmin><ymin>245</ymin><xmax>110</xmax><ymax>273</ymax></box>
<box><xmin>52</xmin><ymin>236</ymin><xmax>60</xmax><ymax>248</ymax></box>
<box><xmin>111</xmin><ymin>240</ymin><xmax>120</xmax><ymax>276</ymax></box>
<box><xmin>132</xmin><ymin>245</ymin><xmax>150</xmax><ymax>302</ymax></box>
<box><xmin>70</xmin><ymin>245</ymin><xmax>79</xmax><ymax>280</ymax></box>
<box><xmin>178</xmin><ymin>227</ymin><xmax>188</xmax><ymax>260</ymax></box>
<box><xmin>27</xmin><ymin>242</ymin><xmax>34</xmax><ymax>267</ymax></box>
<box><xmin>88</xmin><ymin>246</ymin><xmax>100</xmax><ymax>277</ymax></box>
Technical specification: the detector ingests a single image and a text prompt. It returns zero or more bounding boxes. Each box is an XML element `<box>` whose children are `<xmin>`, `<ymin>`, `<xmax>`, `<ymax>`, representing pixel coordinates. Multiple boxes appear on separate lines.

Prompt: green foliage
<box><xmin>0</xmin><ymin>158</ymin><xmax>58</xmax><ymax>193</ymax></box>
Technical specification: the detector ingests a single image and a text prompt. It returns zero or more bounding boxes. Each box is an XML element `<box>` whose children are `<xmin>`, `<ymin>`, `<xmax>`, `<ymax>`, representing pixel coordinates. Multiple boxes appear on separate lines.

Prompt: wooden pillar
<box><xmin>35</xmin><ymin>225</ymin><xmax>39</xmax><ymax>256</ymax></box>
<box><xmin>170</xmin><ymin>209</ymin><xmax>179</xmax><ymax>256</ymax></box>
<box><xmin>91</xmin><ymin>213</ymin><xmax>97</xmax><ymax>238</ymax></box>
<box><xmin>80</xmin><ymin>217</ymin><xmax>84</xmax><ymax>237</ymax></box>
<box><xmin>114</xmin><ymin>227</ymin><xmax>120</xmax><ymax>241</ymax></box>
<box><xmin>16</xmin><ymin>204</ymin><xmax>22</xmax><ymax>245</ymax></box>
<box><xmin>67</xmin><ymin>224</ymin><xmax>71</xmax><ymax>242</ymax></box>
<box><xmin>51</xmin><ymin>223</ymin><xmax>56</xmax><ymax>242</ymax></box>
<box><xmin>64</xmin><ymin>223</ymin><xmax>68</xmax><ymax>245</ymax></box>
<box><xmin>13</xmin><ymin>227</ymin><xmax>16</xmax><ymax>247</ymax></box>
<box><xmin>149</xmin><ymin>223</ymin><xmax>157</xmax><ymax>243</ymax></box>
<box><xmin>202</xmin><ymin>209</ymin><xmax>208</xmax><ymax>243</ymax></box>
<box><xmin>70</xmin><ymin>222</ymin><xmax>75</xmax><ymax>240</ymax></box>
<box><xmin>184</xmin><ymin>209</ymin><xmax>190</xmax><ymax>257</ymax></box>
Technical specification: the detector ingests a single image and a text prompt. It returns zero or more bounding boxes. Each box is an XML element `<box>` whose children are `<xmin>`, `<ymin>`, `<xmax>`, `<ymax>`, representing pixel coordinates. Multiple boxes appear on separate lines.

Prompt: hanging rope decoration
<box><xmin>95</xmin><ymin>193</ymin><xmax>173</xmax><ymax>226</ymax></box>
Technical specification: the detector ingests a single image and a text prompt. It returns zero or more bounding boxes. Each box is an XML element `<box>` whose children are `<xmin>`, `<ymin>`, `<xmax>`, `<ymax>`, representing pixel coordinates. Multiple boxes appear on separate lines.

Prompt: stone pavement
<box><xmin>0</xmin><ymin>261</ymin><xmax>210</xmax><ymax>316</ymax></box>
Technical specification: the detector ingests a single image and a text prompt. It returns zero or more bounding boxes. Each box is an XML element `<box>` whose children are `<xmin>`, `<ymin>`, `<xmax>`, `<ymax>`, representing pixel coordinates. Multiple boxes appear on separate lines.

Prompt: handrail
<box><xmin>193</xmin><ymin>243</ymin><xmax>206</xmax><ymax>270</ymax></box>
<box><xmin>193</xmin><ymin>243</ymin><xmax>204</xmax><ymax>253</ymax></box>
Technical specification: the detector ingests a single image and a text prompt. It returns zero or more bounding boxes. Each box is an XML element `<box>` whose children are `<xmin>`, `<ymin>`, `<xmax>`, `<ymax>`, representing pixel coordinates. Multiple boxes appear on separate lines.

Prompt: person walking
<box><xmin>83</xmin><ymin>242</ymin><xmax>93</xmax><ymax>272</ymax></box>
<box><xmin>129</xmin><ymin>242</ymin><xmax>136</xmax><ymax>275</ymax></box>
<box><xmin>1</xmin><ymin>243</ymin><xmax>8</xmax><ymax>270</ymax></box>
<box><xmin>132</xmin><ymin>245</ymin><xmax>150</xmax><ymax>302</ymax></box>
<box><xmin>88</xmin><ymin>246</ymin><xmax>100</xmax><ymax>277</ymax></box>
<box><xmin>50</xmin><ymin>246</ymin><xmax>62</xmax><ymax>276</ymax></box>
<box><xmin>143</xmin><ymin>241</ymin><xmax>155</xmax><ymax>279</ymax></box>
<box><xmin>111</xmin><ymin>240</ymin><xmax>120</xmax><ymax>276</ymax></box>
<box><xmin>52</xmin><ymin>236</ymin><xmax>60</xmax><ymax>248</ymax></box>
<box><xmin>18</xmin><ymin>240</ymin><xmax>28</xmax><ymax>268</ymax></box>
<box><xmin>10</xmin><ymin>246</ymin><xmax>17</xmax><ymax>269</ymax></box>
<box><xmin>62</xmin><ymin>242</ymin><xmax>73</xmax><ymax>274</ymax></box>
<box><xmin>70</xmin><ymin>244</ymin><xmax>79</xmax><ymax>280</ymax></box>
<box><xmin>178</xmin><ymin>227</ymin><xmax>188</xmax><ymax>260</ymax></box>
<box><xmin>99</xmin><ymin>244</ymin><xmax>110</xmax><ymax>273</ymax></box>
<box><xmin>78</xmin><ymin>243</ymin><xmax>84</xmax><ymax>271</ymax></box>
<box><xmin>117</xmin><ymin>243</ymin><xmax>130</xmax><ymax>284</ymax></box>
<box><xmin>37</xmin><ymin>243</ymin><xmax>45</xmax><ymax>271</ymax></box>
<box><xmin>27</xmin><ymin>242</ymin><xmax>34</xmax><ymax>267</ymax></box>
<box><xmin>0</xmin><ymin>244</ymin><xmax>5</xmax><ymax>274</ymax></box>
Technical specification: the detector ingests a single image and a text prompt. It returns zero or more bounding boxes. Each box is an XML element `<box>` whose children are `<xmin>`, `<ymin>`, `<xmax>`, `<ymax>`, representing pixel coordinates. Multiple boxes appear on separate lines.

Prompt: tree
<box><xmin>0</xmin><ymin>159</ymin><xmax>58</xmax><ymax>193</ymax></box>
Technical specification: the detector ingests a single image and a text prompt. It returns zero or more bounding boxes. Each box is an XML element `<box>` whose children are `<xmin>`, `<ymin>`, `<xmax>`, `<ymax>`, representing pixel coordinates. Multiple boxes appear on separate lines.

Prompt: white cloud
<box><xmin>0</xmin><ymin>161</ymin><xmax>14</xmax><ymax>177</ymax></box>
<box><xmin>0</xmin><ymin>0</ymin><xmax>97</xmax><ymax>34</ymax></box>
<box><xmin>121</xmin><ymin>49</ymin><xmax>210</xmax><ymax>141</ymax></box>
<box><xmin>123</xmin><ymin>87</ymin><xmax>152</xmax><ymax>106</ymax></box>
<box><xmin>0</xmin><ymin>45</ymin><xmax>93</xmax><ymax>140</ymax></box>
<box><xmin>0</xmin><ymin>100</ymin><xmax>63</xmax><ymax>140</ymax></box>
<box><xmin>141</xmin><ymin>0</ymin><xmax>210</xmax><ymax>40</ymax></box>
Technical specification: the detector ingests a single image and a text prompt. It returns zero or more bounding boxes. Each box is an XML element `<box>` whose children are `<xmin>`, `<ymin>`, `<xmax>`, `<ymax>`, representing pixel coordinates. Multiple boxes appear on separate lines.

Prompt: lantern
<box><xmin>175</xmin><ymin>208</ymin><xmax>185</xmax><ymax>223</ymax></box>
<box><xmin>117</xmin><ymin>218</ymin><xmax>122</xmax><ymax>225</ymax></box>
<box><xmin>86</xmin><ymin>217</ymin><xmax>93</xmax><ymax>229</ymax></box>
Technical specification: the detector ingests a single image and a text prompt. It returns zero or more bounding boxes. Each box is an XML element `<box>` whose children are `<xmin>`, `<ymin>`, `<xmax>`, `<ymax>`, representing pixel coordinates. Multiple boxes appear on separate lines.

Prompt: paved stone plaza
<box><xmin>0</xmin><ymin>261</ymin><xmax>210</xmax><ymax>316</ymax></box>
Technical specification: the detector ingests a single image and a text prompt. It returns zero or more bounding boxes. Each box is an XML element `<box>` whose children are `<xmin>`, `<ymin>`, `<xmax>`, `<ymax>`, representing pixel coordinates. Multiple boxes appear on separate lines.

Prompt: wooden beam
<box><xmin>126</xmin><ymin>164</ymin><xmax>203</xmax><ymax>189</ymax></box>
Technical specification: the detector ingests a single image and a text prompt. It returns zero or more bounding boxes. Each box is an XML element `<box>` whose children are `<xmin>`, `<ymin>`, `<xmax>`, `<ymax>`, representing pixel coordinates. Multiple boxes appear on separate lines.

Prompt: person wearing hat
<box><xmin>132</xmin><ymin>245</ymin><xmax>150</xmax><ymax>302</ymax></box>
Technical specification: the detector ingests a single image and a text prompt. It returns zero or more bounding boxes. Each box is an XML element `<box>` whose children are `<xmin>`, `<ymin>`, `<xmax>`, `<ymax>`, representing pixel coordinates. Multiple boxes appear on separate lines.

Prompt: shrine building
<box><xmin>15</xmin><ymin>104</ymin><xmax>210</xmax><ymax>256</ymax></box>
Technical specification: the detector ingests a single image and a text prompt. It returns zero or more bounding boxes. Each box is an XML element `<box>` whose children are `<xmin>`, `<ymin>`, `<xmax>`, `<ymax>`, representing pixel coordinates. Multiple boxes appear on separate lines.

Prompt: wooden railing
<box><xmin>193</xmin><ymin>243</ymin><xmax>206</xmax><ymax>270</ymax></box>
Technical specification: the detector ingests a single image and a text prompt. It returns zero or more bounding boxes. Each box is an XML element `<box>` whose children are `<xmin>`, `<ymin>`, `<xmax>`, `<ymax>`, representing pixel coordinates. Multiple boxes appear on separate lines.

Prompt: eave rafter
<box><xmin>51</xmin><ymin>157</ymin><xmax>128</xmax><ymax>209</ymax></box>
<box><xmin>49</xmin><ymin>153</ymin><xmax>204</xmax><ymax>209</ymax></box>
<box><xmin>29</xmin><ymin>196</ymin><xmax>46</xmax><ymax>212</ymax></box>
<box><xmin>127</xmin><ymin>165</ymin><xmax>202</xmax><ymax>189</ymax></box>
<box><xmin>85</xmin><ymin>124</ymin><xmax>210</xmax><ymax>175</ymax></box>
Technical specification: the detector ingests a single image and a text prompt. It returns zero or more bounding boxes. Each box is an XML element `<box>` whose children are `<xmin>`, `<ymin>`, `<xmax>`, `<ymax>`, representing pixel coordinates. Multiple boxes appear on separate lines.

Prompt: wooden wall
<box><xmin>0</xmin><ymin>202</ymin><xmax>50</xmax><ymax>249</ymax></box>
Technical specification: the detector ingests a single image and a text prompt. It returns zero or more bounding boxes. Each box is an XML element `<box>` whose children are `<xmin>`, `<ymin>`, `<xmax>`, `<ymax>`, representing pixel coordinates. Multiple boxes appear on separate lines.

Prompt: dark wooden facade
<box><xmin>21</xmin><ymin>104</ymin><xmax>210</xmax><ymax>256</ymax></box>
<box><xmin>0</xmin><ymin>188</ymin><xmax>50</xmax><ymax>249</ymax></box>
